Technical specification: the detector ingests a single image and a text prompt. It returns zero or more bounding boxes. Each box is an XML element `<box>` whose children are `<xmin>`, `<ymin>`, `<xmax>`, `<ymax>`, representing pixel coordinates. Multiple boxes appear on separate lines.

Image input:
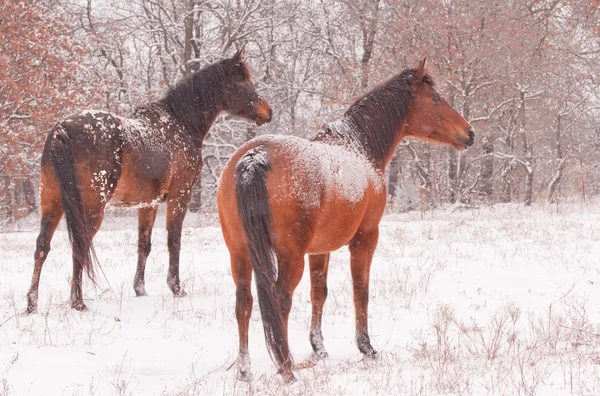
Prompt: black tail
<box><xmin>50</xmin><ymin>130</ymin><xmax>97</xmax><ymax>282</ymax></box>
<box><xmin>235</xmin><ymin>147</ymin><xmax>293</xmax><ymax>374</ymax></box>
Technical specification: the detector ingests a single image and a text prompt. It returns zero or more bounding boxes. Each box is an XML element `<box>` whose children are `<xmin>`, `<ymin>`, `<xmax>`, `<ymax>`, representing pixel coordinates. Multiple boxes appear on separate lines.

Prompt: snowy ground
<box><xmin>1</xmin><ymin>202</ymin><xmax>600</xmax><ymax>395</ymax></box>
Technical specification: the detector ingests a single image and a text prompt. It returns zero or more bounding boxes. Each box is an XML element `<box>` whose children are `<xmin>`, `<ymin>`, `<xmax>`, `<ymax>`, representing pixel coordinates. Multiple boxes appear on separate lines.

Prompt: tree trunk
<box><xmin>183</xmin><ymin>1</ymin><xmax>195</xmax><ymax>75</ymax></box>
<box><xmin>359</xmin><ymin>0</ymin><xmax>380</xmax><ymax>90</ymax></box>
<box><xmin>547</xmin><ymin>114</ymin><xmax>564</xmax><ymax>203</ymax></box>
<box><xmin>387</xmin><ymin>150</ymin><xmax>401</xmax><ymax>202</ymax></box>
<box><xmin>188</xmin><ymin>173</ymin><xmax>202</xmax><ymax>213</ymax></box>
<box><xmin>481</xmin><ymin>136</ymin><xmax>494</xmax><ymax>202</ymax></box>
<box><xmin>500</xmin><ymin>160</ymin><xmax>512</xmax><ymax>203</ymax></box>
<box><xmin>448</xmin><ymin>148</ymin><xmax>458</xmax><ymax>203</ymax></box>
<box><xmin>0</xmin><ymin>175</ymin><xmax>11</xmax><ymax>219</ymax></box>
<box><xmin>245</xmin><ymin>126</ymin><xmax>256</xmax><ymax>142</ymax></box>
<box><xmin>524</xmin><ymin>164</ymin><xmax>533</xmax><ymax>206</ymax></box>
<box><xmin>20</xmin><ymin>178</ymin><xmax>36</xmax><ymax>215</ymax></box>
<box><xmin>420</xmin><ymin>147</ymin><xmax>433</xmax><ymax>208</ymax></box>
<box><xmin>547</xmin><ymin>158</ymin><xmax>566</xmax><ymax>203</ymax></box>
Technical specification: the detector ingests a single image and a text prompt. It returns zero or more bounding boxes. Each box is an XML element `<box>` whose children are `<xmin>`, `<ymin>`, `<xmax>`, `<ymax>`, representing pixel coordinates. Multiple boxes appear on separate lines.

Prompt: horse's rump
<box><xmin>227</xmin><ymin>134</ymin><xmax>385</xmax><ymax>254</ymax></box>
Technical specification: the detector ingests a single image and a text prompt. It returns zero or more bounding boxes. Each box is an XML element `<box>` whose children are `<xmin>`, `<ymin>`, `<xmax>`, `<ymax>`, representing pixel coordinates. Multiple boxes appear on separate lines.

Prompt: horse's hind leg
<box><xmin>349</xmin><ymin>227</ymin><xmax>379</xmax><ymax>358</ymax></box>
<box><xmin>165</xmin><ymin>193</ymin><xmax>192</xmax><ymax>297</ymax></box>
<box><xmin>70</xmin><ymin>206</ymin><xmax>105</xmax><ymax>311</ymax></box>
<box><xmin>308</xmin><ymin>253</ymin><xmax>330</xmax><ymax>360</ymax></box>
<box><xmin>133</xmin><ymin>206</ymin><xmax>158</xmax><ymax>296</ymax></box>
<box><xmin>230</xmin><ymin>252</ymin><xmax>253</xmax><ymax>381</ymax></box>
<box><xmin>275</xmin><ymin>252</ymin><xmax>306</xmax><ymax>351</ymax></box>
<box><xmin>26</xmin><ymin>185</ymin><xmax>63</xmax><ymax>313</ymax></box>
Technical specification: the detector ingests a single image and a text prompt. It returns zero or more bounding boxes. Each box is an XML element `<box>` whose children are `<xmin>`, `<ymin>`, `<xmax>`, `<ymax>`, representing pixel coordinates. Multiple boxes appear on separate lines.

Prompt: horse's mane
<box><xmin>157</xmin><ymin>59</ymin><xmax>251</xmax><ymax>139</ymax></box>
<box><xmin>336</xmin><ymin>68</ymin><xmax>434</xmax><ymax>165</ymax></box>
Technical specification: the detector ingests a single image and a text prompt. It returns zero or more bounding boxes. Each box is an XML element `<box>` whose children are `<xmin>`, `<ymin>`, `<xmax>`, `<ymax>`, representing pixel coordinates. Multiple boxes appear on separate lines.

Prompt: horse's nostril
<box><xmin>468</xmin><ymin>128</ymin><xmax>475</xmax><ymax>140</ymax></box>
<box><xmin>268</xmin><ymin>108</ymin><xmax>273</xmax><ymax>119</ymax></box>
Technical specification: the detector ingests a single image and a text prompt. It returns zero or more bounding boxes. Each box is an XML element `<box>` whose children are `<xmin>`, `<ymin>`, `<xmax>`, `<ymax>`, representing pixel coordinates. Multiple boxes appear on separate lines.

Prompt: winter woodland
<box><xmin>1</xmin><ymin>0</ymin><xmax>599</xmax><ymax>222</ymax></box>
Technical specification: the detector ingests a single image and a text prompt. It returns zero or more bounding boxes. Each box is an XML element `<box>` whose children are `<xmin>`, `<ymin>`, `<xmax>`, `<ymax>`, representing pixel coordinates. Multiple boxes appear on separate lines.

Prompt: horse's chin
<box><xmin>256</xmin><ymin>116</ymin><xmax>272</xmax><ymax>126</ymax></box>
<box><xmin>452</xmin><ymin>141</ymin><xmax>468</xmax><ymax>151</ymax></box>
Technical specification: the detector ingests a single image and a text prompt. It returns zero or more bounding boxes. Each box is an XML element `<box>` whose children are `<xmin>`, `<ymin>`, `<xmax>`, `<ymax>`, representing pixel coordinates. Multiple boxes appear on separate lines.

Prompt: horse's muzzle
<box><xmin>459</xmin><ymin>128</ymin><xmax>475</xmax><ymax>148</ymax></box>
<box><xmin>256</xmin><ymin>107</ymin><xmax>273</xmax><ymax>126</ymax></box>
<box><xmin>256</xmin><ymin>100</ymin><xmax>273</xmax><ymax>126</ymax></box>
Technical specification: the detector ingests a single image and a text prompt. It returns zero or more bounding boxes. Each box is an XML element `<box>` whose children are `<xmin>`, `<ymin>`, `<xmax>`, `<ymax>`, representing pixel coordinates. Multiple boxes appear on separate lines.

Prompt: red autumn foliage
<box><xmin>0</xmin><ymin>0</ymin><xmax>102</xmax><ymax>218</ymax></box>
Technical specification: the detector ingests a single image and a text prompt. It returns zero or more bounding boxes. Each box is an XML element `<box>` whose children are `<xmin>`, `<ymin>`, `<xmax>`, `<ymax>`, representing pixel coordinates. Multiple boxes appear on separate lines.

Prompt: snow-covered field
<box><xmin>1</xmin><ymin>203</ymin><xmax>600</xmax><ymax>395</ymax></box>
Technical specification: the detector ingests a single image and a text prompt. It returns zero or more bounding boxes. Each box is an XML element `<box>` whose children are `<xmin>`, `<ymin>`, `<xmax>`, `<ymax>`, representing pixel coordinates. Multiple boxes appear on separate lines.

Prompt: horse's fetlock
<box><xmin>309</xmin><ymin>328</ymin><xmax>325</xmax><ymax>352</ymax></box>
<box><xmin>353</xmin><ymin>292</ymin><xmax>369</xmax><ymax>307</ymax></box>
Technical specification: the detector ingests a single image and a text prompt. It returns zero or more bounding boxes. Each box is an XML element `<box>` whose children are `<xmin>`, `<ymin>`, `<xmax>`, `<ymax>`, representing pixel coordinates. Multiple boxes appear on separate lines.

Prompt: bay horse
<box><xmin>217</xmin><ymin>58</ymin><xmax>474</xmax><ymax>382</ymax></box>
<box><xmin>26</xmin><ymin>50</ymin><xmax>272</xmax><ymax>313</ymax></box>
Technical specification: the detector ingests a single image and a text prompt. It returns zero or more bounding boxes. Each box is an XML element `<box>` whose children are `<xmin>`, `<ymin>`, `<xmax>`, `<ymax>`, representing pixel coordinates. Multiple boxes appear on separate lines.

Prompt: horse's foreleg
<box><xmin>231</xmin><ymin>253</ymin><xmax>253</xmax><ymax>381</ymax></box>
<box><xmin>308</xmin><ymin>253</ymin><xmax>330</xmax><ymax>360</ymax></box>
<box><xmin>133</xmin><ymin>206</ymin><xmax>158</xmax><ymax>296</ymax></box>
<box><xmin>165</xmin><ymin>193</ymin><xmax>192</xmax><ymax>297</ymax></box>
<box><xmin>26</xmin><ymin>201</ymin><xmax>63</xmax><ymax>314</ymax></box>
<box><xmin>349</xmin><ymin>227</ymin><xmax>379</xmax><ymax>358</ymax></box>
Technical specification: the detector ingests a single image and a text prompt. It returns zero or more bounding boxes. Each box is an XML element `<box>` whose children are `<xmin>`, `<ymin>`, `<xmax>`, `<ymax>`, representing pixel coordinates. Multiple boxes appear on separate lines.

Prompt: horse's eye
<box><xmin>433</xmin><ymin>96</ymin><xmax>442</xmax><ymax>103</ymax></box>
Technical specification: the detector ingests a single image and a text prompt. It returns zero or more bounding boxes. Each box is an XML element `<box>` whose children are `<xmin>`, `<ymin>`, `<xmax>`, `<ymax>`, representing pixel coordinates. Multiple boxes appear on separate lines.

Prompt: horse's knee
<box><xmin>311</xmin><ymin>284</ymin><xmax>328</xmax><ymax>305</ymax></box>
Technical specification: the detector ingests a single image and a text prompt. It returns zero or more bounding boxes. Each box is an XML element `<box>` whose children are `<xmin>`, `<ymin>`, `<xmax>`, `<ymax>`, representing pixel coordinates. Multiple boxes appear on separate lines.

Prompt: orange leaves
<box><xmin>0</xmin><ymin>1</ymin><xmax>102</xmax><ymax>176</ymax></box>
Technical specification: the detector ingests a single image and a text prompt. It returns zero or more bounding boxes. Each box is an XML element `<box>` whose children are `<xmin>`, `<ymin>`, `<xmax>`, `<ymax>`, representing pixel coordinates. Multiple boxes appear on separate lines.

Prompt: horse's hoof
<box><xmin>276</xmin><ymin>368</ymin><xmax>296</xmax><ymax>383</ymax></box>
<box><xmin>24</xmin><ymin>306</ymin><xmax>37</xmax><ymax>315</ymax></box>
<box><xmin>72</xmin><ymin>301</ymin><xmax>88</xmax><ymax>311</ymax></box>
<box><xmin>363</xmin><ymin>349</ymin><xmax>379</xmax><ymax>360</ymax></box>
<box><xmin>237</xmin><ymin>370</ymin><xmax>252</xmax><ymax>382</ymax></box>
<box><xmin>174</xmin><ymin>289</ymin><xmax>187</xmax><ymax>298</ymax></box>
<box><xmin>283</xmin><ymin>372</ymin><xmax>297</xmax><ymax>384</ymax></box>
<box><xmin>310</xmin><ymin>350</ymin><xmax>329</xmax><ymax>361</ymax></box>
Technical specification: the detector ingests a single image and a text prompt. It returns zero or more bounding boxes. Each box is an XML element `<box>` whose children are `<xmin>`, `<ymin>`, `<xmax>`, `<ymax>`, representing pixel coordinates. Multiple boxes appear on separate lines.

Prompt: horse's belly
<box><xmin>110</xmin><ymin>180</ymin><xmax>167</xmax><ymax>208</ymax></box>
<box><xmin>306</xmin><ymin>231</ymin><xmax>353</xmax><ymax>254</ymax></box>
<box><xmin>110</xmin><ymin>149</ymin><xmax>171</xmax><ymax>207</ymax></box>
<box><xmin>303</xmin><ymin>197</ymin><xmax>367</xmax><ymax>254</ymax></box>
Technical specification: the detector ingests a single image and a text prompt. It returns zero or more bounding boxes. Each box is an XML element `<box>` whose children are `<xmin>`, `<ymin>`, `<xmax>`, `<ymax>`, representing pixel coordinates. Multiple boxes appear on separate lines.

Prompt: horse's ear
<box><xmin>233</xmin><ymin>48</ymin><xmax>245</xmax><ymax>63</ymax></box>
<box><xmin>412</xmin><ymin>57</ymin><xmax>427</xmax><ymax>85</ymax></box>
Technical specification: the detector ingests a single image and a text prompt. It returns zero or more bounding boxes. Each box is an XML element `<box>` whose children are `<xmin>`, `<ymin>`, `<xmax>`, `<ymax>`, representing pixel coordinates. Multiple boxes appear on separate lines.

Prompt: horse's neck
<box><xmin>137</xmin><ymin>103</ymin><xmax>214</xmax><ymax>146</ymax></box>
<box><xmin>379</xmin><ymin>126</ymin><xmax>408</xmax><ymax>170</ymax></box>
<box><xmin>335</xmin><ymin>115</ymin><xmax>405</xmax><ymax>172</ymax></box>
<box><xmin>157</xmin><ymin>90</ymin><xmax>223</xmax><ymax>144</ymax></box>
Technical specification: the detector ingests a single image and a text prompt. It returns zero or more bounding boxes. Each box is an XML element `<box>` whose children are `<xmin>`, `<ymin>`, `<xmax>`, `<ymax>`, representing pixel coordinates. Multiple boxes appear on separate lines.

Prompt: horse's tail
<box><xmin>235</xmin><ymin>147</ymin><xmax>293</xmax><ymax>374</ymax></box>
<box><xmin>50</xmin><ymin>128</ymin><xmax>97</xmax><ymax>281</ymax></box>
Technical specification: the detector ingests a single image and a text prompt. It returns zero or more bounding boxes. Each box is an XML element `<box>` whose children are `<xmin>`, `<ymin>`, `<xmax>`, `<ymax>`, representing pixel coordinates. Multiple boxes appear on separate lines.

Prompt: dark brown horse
<box><xmin>26</xmin><ymin>50</ymin><xmax>272</xmax><ymax>313</ymax></box>
<box><xmin>217</xmin><ymin>59</ymin><xmax>474</xmax><ymax>381</ymax></box>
